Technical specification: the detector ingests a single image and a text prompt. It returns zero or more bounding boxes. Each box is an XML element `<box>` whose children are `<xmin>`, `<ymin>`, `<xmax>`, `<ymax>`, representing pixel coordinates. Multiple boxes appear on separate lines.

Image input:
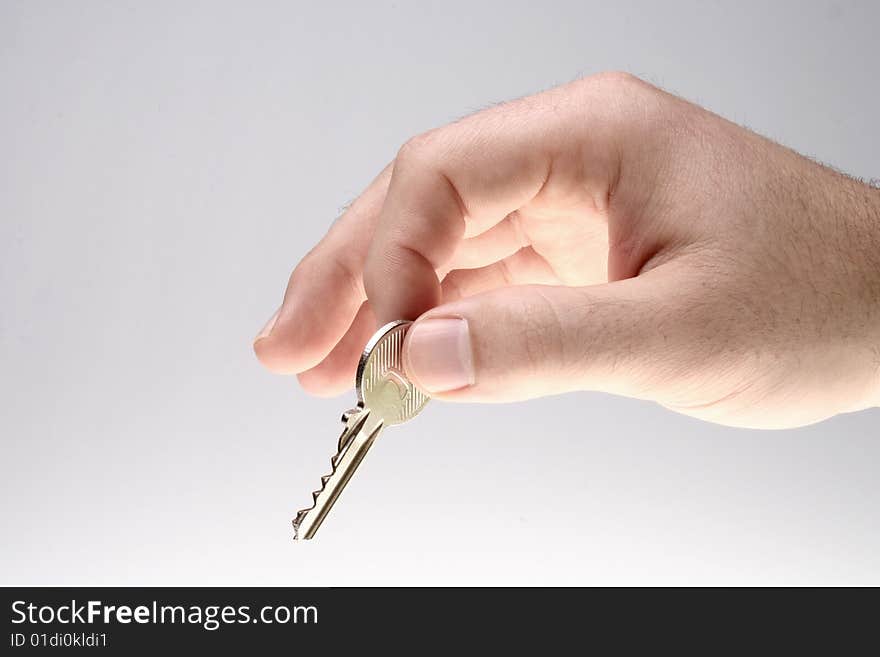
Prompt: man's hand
<box><xmin>253</xmin><ymin>72</ymin><xmax>880</xmax><ymax>429</ymax></box>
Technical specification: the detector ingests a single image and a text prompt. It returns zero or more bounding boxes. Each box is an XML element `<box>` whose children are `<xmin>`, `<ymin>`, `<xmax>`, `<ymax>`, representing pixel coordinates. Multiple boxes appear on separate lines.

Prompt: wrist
<box><xmin>858</xmin><ymin>184</ymin><xmax>880</xmax><ymax>408</ymax></box>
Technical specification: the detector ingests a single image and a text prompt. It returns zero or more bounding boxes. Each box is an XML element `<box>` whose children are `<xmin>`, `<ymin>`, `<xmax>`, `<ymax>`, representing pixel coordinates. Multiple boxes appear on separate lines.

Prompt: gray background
<box><xmin>2</xmin><ymin>0</ymin><xmax>878</xmax><ymax>585</ymax></box>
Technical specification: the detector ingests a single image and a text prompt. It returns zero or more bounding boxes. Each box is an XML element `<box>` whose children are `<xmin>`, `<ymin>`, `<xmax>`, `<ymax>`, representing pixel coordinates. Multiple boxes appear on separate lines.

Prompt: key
<box><xmin>292</xmin><ymin>320</ymin><xmax>430</xmax><ymax>539</ymax></box>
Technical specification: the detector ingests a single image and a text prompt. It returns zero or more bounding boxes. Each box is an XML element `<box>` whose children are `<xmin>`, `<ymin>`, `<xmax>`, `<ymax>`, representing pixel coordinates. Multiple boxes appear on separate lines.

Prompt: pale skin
<box><xmin>253</xmin><ymin>72</ymin><xmax>880</xmax><ymax>429</ymax></box>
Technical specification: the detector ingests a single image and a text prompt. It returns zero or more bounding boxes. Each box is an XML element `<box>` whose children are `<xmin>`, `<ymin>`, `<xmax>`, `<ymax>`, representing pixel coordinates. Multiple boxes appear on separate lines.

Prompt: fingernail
<box><xmin>255</xmin><ymin>309</ymin><xmax>280</xmax><ymax>342</ymax></box>
<box><xmin>405</xmin><ymin>318</ymin><xmax>475</xmax><ymax>393</ymax></box>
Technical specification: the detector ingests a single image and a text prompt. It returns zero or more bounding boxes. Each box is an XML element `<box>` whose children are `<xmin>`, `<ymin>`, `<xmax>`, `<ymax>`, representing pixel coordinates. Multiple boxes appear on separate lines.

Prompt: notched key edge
<box><xmin>292</xmin><ymin>407</ymin><xmax>370</xmax><ymax>540</ymax></box>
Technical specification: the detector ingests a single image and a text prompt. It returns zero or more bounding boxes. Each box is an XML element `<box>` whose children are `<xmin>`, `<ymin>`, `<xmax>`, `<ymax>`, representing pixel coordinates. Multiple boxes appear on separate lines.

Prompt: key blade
<box><xmin>292</xmin><ymin>410</ymin><xmax>383</xmax><ymax>540</ymax></box>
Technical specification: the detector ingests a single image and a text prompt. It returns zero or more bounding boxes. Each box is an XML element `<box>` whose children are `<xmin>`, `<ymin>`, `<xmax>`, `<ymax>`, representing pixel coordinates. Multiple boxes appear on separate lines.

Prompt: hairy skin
<box><xmin>254</xmin><ymin>72</ymin><xmax>880</xmax><ymax>429</ymax></box>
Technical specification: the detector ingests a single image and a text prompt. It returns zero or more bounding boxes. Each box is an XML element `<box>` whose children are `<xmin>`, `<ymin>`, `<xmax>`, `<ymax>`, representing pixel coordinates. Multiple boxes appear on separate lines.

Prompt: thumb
<box><xmin>401</xmin><ymin>273</ymin><xmax>690</xmax><ymax>403</ymax></box>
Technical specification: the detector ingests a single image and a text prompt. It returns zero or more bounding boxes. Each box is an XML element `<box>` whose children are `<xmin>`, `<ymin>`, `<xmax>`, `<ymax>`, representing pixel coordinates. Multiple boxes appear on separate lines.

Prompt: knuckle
<box><xmin>290</xmin><ymin>248</ymin><xmax>364</xmax><ymax>299</ymax></box>
<box><xmin>289</xmin><ymin>243</ymin><xmax>322</xmax><ymax>283</ymax></box>
<box><xmin>589</xmin><ymin>70</ymin><xmax>645</xmax><ymax>92</ymax></box>
<box><xmin>572</xmin><ymin>70</ymin><xmax>655</xmax><ymax>107</ymax></box>
<box><xmin>495</xmin><ymin>258</ymin><xmax>516</xmax><ymax>287</ymax></box>
<box><xmin>287</xmin><ymin>257</ymin><xmax>309</xmax><ymax>288</ymax></box>
<box><xmin>328</xmin><ymin>255</ymin><xmax>365</xmax><ymax>299</ymax></box>
<box><xmin>396</xmin><ymin>130</ymin><xmax>440</xmax><ymax>165</ymax></box>
<box><xmin>440</xmin><ymin>271</ymin><xmax>466</xmax><ymax>302</ymax></box>
<box><xmin>566</xmin><ymin>71</ymin><xmax>666</xmax><ymax>147</ymax></box>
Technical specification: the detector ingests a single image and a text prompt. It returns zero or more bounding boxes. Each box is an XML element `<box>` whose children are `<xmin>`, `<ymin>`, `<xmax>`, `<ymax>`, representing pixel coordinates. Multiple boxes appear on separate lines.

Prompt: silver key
<box><xmin>292</xmin><ymin>320</ymin><xmax>430</xmax><ymax>539</ymax></box>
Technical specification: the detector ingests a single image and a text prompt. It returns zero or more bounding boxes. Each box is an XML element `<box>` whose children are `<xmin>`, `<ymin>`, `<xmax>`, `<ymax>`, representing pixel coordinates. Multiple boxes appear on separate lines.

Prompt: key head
<box><xmin>356</xmin><ymin>320</ymin><xmax>430</xmax><ymax>426</ymax></box>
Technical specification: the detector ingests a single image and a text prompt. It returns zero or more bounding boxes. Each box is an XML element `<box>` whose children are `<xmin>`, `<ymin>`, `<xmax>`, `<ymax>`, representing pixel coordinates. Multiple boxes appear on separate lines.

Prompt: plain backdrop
<box><xmin>2</xmin><ymin>0</ymin><xmax>878</xmax><ymax>585</ymax></box>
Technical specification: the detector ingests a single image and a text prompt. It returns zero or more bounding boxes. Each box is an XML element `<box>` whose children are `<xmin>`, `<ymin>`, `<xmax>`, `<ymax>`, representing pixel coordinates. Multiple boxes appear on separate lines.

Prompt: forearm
<box><xmin>806</xmin><ymin>166</ymin><xmax>880</xmax><ymax>410</ymax></box>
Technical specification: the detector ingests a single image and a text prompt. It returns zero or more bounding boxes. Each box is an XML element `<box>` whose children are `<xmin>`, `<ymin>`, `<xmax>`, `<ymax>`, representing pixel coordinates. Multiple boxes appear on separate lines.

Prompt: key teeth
<box><xmin>292</xmin><ymin>445</ymin><xmax>348</xmax><ymax>539</ymax></box>
<box><xmin>293</xmin><ymin>408</ymin><xmax>371</xmax><ymax>540</ymax></box>
<box><xmin>292</xmin><ymin>509</ymin><xmax>309</xmax><ymax>540</ymax></box>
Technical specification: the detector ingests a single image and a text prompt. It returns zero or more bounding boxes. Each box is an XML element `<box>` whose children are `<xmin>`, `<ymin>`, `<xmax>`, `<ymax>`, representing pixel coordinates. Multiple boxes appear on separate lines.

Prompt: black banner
<box><xmin>1</xmin><ymin>587</ymin><xmax>875</xmax><ymax>653</ymax></box>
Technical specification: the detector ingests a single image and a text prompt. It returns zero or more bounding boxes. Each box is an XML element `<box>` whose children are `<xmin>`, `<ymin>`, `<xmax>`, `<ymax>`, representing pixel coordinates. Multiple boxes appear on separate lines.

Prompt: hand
<box><xmin>253</xmin><ymin>72</ymin><xmax>880</xmax><ymax>429</ymax></box>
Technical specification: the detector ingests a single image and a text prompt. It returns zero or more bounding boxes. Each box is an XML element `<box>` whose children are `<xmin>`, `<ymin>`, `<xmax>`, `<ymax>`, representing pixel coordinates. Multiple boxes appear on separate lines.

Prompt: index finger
<box><xmin>363</xmin><ymin>75</ymin><xmax>629</xmax><ymax>324</ymax></box>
